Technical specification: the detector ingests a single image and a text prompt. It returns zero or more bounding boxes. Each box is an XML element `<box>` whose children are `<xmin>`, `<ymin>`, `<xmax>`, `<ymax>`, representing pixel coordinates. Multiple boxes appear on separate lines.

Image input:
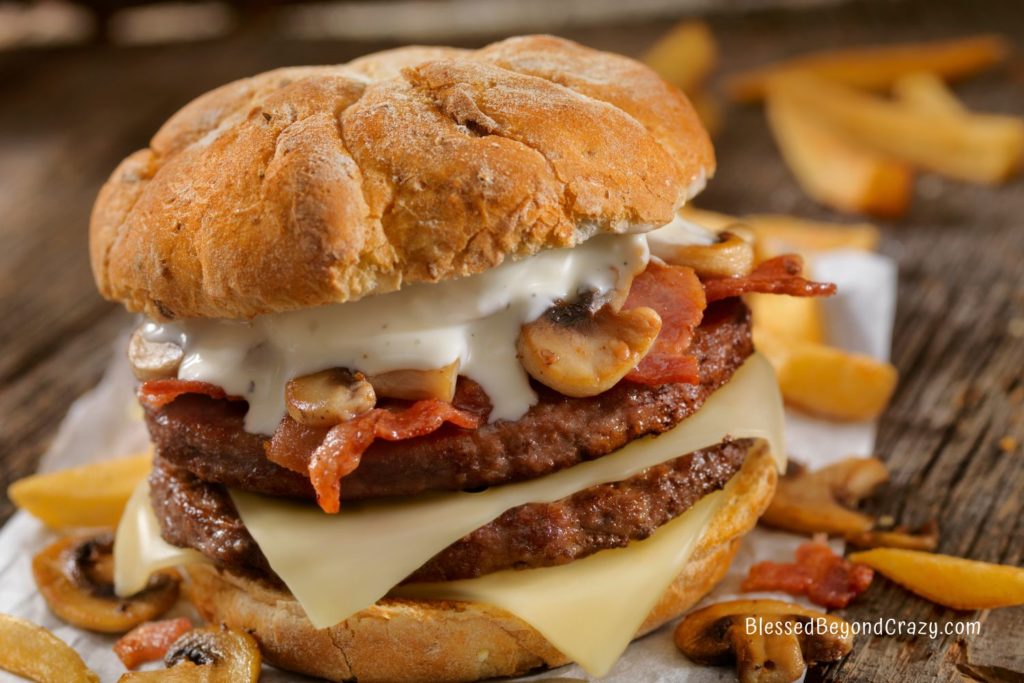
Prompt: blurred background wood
<box><xmin>1</xmin><ymin>0</ymin><xmax>1022</xmax><ymax>680</ymax></box>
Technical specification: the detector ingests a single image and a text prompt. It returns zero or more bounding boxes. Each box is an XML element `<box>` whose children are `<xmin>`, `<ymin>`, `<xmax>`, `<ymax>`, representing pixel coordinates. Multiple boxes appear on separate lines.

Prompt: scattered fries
<box><xmin>893</xmin><ymin>71</ymin><xmax>966</xmax><ymax>116</ymax></box>
<box><xmin>766</xmin><ymin>87</ymin><xmax>913</xmax><ymax>217</ymax></box>
<box><xmin>0</xmin><ymin>613</ymin><xmax>99</xmax><ymax>683</ymax></box>
<box><xmin>748</xmin><ymin>294</ymin><xmax>825</xmax><ymax>346</ymax></box>
<box><xmin>8</xmin><ymin>452</ymin><xmax>151</xmax><ymax>529</ymax></box>
<box><xmin>644</xmin><ymin>20</ymin><xmax>722</xmax><ymax>135</ymax></box>
<box><xmin>756</xmin><ymin>332</ymin><xmax>898</xmax><ymax>421</ymax></box>
<box><xmin>727</xmin><ymin>34</ymin><xmax>1010</xmax><ymax>102</ymax></box>
<box><xmin>849</xmin><ymin>548</ymin><xmax>1024</xmax><ymax>610</ymax></box>
<box><xmin>768</xmin><ymin>74</ymin><xmax>1024</xmax><ymax>184</ymax></box>
<box><xmin>743</xmin><ymin>214</ymin><xmax>880</xmax><ymax>260</ymax></box>
<box><xmin>644</xmin><ymin>20</ymin><xmax>717</xmax><ymax>92</ymax></box>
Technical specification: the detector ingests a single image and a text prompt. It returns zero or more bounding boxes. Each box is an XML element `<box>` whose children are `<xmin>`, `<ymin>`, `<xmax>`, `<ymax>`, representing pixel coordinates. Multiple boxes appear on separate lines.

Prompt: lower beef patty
<box><xmin>145</xmin><ymin>300</ymin><xmax>753</xmax><ymax>501</ymax></box>
<box><xmin>150</xmin><ymin>437</ymin><xmax>755</xmax><ymax>584</ymax></box>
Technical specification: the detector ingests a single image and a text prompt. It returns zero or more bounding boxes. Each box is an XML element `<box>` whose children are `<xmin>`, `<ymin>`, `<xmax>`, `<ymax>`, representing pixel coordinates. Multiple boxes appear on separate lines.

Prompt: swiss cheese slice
<box><xmin>397</xmin><ymin>484</ymin><xmax>728</xmax><ymax>676</ymax></box>
<box><xmin>231</xmin><ymin>354</ymin><xmax>783</xmax><ymax>629</ymax></box>
<box><xmin>114</xmin><ymin>480</ymin><xmax>207</xmax><ymax>596</ymax></box>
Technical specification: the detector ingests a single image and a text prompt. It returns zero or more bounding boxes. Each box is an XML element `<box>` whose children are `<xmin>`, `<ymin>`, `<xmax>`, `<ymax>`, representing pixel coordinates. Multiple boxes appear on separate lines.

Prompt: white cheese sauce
<box><xmin>144</xmin><ymin>234</ymin><xmax>651</xmax><ymax>434</ymax></box>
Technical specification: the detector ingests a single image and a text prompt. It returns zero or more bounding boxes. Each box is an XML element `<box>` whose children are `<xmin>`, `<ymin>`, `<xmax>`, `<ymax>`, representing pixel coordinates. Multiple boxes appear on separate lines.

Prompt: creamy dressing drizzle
<box><xmin>143</xmin><ymin>217</ymin><xmax>717</xmax><ymax>435</ymax></box>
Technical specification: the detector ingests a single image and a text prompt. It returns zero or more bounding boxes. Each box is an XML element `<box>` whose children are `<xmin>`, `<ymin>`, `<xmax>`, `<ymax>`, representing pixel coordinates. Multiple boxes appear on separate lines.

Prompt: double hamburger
<box><xmin>93</xmin><ymin>35</ymin><xmax>832</xmax><ymax>682</ymax></box>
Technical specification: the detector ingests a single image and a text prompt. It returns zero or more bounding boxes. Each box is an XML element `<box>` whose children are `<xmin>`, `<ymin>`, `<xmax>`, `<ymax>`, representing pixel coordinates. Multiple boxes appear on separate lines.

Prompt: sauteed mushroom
<box><xmin>369</xmin><ymin>361</ymin><xmax>460</xmax><ymax>402</ymax></box>
<box><xmin>518</xmin><ymin>294</ymin><xmax>662</xmax><ymax>397</ymax></box>
<box><xmin>128</xmin><ymin>328</ymin><xmax>183</xmax><ymax>381</ymax></box>
<box><xmin>32</xmin><ymin>533</ymin><xmax>179</xmax><ymax>634</ymax></box>
<box><xmin>118</xmin><ymin>625</ymin><xmax>261</xmax><ymax>682</ymax></box>
<box><xmin>285</xmin><ymin>368</ymin><xmax>377</xmax><ymax>426</ymax></box>
<box><xmin>675</xmin><ymin>599</ymin><xmax>853</xmax><ymax>683</ymax></box>
<box><xmin>657</xmin><ymin>230</ymin><xmax>755</xmax><ymax>278</ymax></box>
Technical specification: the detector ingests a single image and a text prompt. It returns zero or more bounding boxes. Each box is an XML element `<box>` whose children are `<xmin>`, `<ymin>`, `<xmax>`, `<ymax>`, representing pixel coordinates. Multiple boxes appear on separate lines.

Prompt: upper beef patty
<box><xmin>150</xmin><ymin>438</ymin><xmax>755</xmax><ymax>584</ymax></box>
<box><xmin>145</xmin><ymin>300</ymin><xmax>752</xmax><ymax>501</ymax></box>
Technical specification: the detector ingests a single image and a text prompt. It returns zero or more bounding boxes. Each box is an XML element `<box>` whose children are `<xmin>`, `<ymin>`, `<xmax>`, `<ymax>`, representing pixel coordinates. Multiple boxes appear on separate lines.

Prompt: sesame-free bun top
<box><xmin>90</xmin><ymin>35</ymin><xmax>714</xmax><ymax>321</ymax></box>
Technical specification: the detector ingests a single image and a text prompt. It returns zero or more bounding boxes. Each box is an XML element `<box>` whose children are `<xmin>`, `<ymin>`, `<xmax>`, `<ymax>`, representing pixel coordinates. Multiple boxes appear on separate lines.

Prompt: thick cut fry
<box><xmin>643</xmin><ymin>20</ymin><xmax>718</xmax><ymax>91</ymax></box>
<box><xmin>0</xmin><ymin>613</ymin><xmax>99</xmax><ymax>683</ymax></box>
<box><xmin>893</xmin><ymin>71</ymin><xmax>966</xmax><ymax>116</ymax></box>
<box><xmin>8</xmin><ymin>452</ymin><xmax>152</xmax><ymax>529</ymax></box>
<box><xmin>756</xmin><ymin>331</ymin><xmax>897</xmax><ymax>421</ymax></box>
<box><xmin>744</xmin><ymin>214</ymin><xmax>880</xmax><ymax>260</ymax></box>
<box><xmin>750</xmin><ymin>293</ymin><xmax>825</xmax><ymax>346</ymax></box>
<box><xmin>849</xmin><ymin>548</ymin><xmax>1024</xmax><ymax>610</ymax></box>
<box><xmin>766</xmin><ymin>89</ymin><xmax>913</xmax><ymax>217</ymax></box>
<box><xmin>677</xmin><ymin>206</ymin><xmax>742</xmax><ymax>233</ymax></box>
<box><xmin>727</xmin><ymin>34</ymin><xmax>1010</xmax><ymax>102</ymax></box>
<box><xmin>770</xmin><ymin>74</ymin><xmax>1024</xmax><ymax>183</ymax></box>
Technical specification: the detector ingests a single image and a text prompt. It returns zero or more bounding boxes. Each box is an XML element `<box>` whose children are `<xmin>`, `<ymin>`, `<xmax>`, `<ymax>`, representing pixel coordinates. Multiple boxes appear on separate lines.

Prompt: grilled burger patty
<box><xmin>150</xmin><ymin>437</ymin><xmax>754</xmax><ymax>585</ymax></box>
<box><xmin>145</xmin><ymin>300</ymin><xmax>753</xmax><ymax>501</ymax></box>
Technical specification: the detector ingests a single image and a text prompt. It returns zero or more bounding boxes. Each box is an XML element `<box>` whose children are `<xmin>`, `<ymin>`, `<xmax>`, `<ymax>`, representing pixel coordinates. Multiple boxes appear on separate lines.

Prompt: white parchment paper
<box><xmin>0</xmin><ymin>250</ymin><xmax>896</xmax><ymax>682</ymax></box>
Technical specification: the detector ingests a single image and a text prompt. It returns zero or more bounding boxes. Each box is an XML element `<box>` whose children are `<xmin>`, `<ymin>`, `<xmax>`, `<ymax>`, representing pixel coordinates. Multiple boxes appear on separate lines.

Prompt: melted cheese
<box><xmin>229</xmin><ymin>354</ymin><xmax>782</xmax><ymax>625</ymax></box>
<box><xmin>397</xmin><ymin>479</ymin><xmax>728</xmax><ymax>677</ymax></box>
<box><xmin>143</xmin><ymin>234</ymin><xmax>650</xmax><ymax>434</ymax></box>
<box><xmin>115</xmin><ymin>354</ymin><xmax>783</xmax><ymax>675</ymax></box>
<box><xmin>114</xmin><ymin>480</ymin><xmax>207</xmax><ymax>596</ymax></box>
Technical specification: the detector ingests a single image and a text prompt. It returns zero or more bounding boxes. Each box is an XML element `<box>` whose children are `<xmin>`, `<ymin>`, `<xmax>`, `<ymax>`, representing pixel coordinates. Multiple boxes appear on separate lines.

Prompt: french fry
<box><xmin>766</xmin><ymin>89</ymin><xmax>913</xmax><ymax>217</ymax></box>
<box><xmin>892</xmin><ymin>71</ymin><xmax>966</xmax><ymax>116</ymax></box>
<box><xmin>677</xmin><ymin>206</ymin><xmax>742</xmax><ymax>233</ymax></box>
<box><xmin>750</xmin><ymin>294</ymin><xmax>825</xmax><ymax>346</ymax></box>
<box><xmin>644</xmin><ymin>20</ymin><xmax>718</xmax><ymax>92</ymax></box>
<box><xmin>8</xmin><ymin>452</ymin><xmax>152</xmax><ymax>529</ymax></box>
<box><xmin>755</xmin><ymin>330</ymin><xmax>898</xmax><ymax>421</ymax></box>
<box><xmin>0</xmin><ymin>613</ymin><xmax>99</xmax><ymax>683</ymax></box>
<box><xmin>769</xmin><ymin>74</ymin><xmax>1024</xmax><ymax>184</ymax></box>
<box><xmin>744</xmin><ymin>214</ymin><xmax>880</xmax><ymax>259</ymax></box>
<box><xmin>727</xmin><ymin>34</ymin><xmax>1010</xmax><ymax>103</ymax></box>
<box><xmin>849</xmin><ymin>548</ymin><xmax>1024</xmax><ymax>610</ymax></box>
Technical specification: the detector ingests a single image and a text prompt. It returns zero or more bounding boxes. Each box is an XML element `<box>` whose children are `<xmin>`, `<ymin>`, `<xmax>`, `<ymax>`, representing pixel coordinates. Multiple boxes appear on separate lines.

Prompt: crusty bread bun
<box><xmin>184</xmin><ymin>443</ymin><xmax>776</xmax><ymax>683</ymax></box>
<box><xmin>90</xmin><ymin>35</ymin><xmax>714</xmax><ymax>321</ymax></box>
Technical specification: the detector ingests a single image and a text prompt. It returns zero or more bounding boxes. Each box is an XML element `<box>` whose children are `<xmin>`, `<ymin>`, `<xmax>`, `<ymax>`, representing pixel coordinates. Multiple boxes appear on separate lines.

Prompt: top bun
<box><xmin>90</xmin><ymin>35</ymin><xmax>714</xmax><ymax>321</ymax></box>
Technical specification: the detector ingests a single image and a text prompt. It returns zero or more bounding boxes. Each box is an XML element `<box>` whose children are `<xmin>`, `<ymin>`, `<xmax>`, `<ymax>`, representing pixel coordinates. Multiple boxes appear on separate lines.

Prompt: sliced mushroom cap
<box><xmin>118</xmin><ymin>625</ymin><xmax>261</xmax><ymax>682</ymax></box>
<box><xmin>655</xmin><ymin>230</ymin><xmax>755</xmax><ymax>279</ymax></box>
<box><xmin>285</xmin><ymin>368</ymin><xmax>376</xmax><ymax>426</ymax></box>
<box><xmin>761</xmin><ymin>458</ymin><xmax>886</xmax><ymax>537</ymax></box>
<box><xmin>128</xmin><ymin>328</ymin><xmax>183</xmax><ymax>381</ymax></box>
<box><xmin>518</xmin><ymin>296</ymin><xmax>662</xmax><ymax>398</ymax></box>
<box><xmin>675</xmin><ymin>599</ymin><xmax>853</xmax><ymax>683</ymax></box>
<box><xmin>368</xmin><ymin>361</ymin><xmax>460</xmax><ymax>402</ymax></box>
<box><xmin>32</xmin><ymin>533</ymin><xmax>179</xmax><ymax>634</ymax></box>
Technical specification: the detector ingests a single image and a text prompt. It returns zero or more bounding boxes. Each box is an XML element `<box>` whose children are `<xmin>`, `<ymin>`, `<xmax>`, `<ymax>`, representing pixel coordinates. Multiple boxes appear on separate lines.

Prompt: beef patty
<box><xmin>145</xmin><ymin>300</ymin><xmax>752</xmax><ymax>501</ymax></box>
<box><xmin>150</xmin><ymin>437</ymin><xmax>755</xmax><ymax>585</ymax></box>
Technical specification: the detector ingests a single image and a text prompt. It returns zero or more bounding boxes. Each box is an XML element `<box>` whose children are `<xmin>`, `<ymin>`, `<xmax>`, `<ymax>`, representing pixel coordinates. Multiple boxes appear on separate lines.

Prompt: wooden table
<box><xmin>1</xmin><ymin>0</ymin><xmax>1021</xmax><ymax>679</ymax></box>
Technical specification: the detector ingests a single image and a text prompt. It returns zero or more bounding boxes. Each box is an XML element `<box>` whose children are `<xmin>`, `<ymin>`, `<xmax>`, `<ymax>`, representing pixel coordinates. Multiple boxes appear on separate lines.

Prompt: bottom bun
<box><xmin>185</xmin><ymin>443</ymin><xmax>777</xmax><ymax>683</ymax></box>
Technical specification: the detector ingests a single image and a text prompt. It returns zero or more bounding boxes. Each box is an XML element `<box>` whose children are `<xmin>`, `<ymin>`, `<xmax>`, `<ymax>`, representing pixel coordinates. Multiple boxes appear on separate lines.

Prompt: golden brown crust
<box><xmin>90</xmin><ymin>36</ymin><xmax>714</xmax><ymax>320</ymax></box>
<box><xmin>184</xmin><ymin>444</ymin><xmax>774</xmax><ymax>683</ymax></box>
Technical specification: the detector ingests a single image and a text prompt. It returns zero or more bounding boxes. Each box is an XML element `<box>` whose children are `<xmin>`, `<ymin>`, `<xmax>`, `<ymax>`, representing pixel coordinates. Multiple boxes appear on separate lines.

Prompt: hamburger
<box><xmin>93</xmin><ymin>35</ymin><xmax>834</xmax><ymax>682</ymax></box>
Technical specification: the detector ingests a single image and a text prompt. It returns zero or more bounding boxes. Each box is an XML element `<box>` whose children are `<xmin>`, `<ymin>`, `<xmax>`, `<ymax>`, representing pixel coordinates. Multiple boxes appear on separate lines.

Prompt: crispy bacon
<box><xmin>742</xmin><ymin>540</ymin><xmax>874</xmax><ymax>609</ymax></box>
<box><xmin>623</xmin><ymin>262</ymin><xmax>707</xmax><ymax>385</ymax></box>
<box><xmin>267</xmin><ymin>400</ymin><xmax>483</xmax><ymax>513</ymax></box>
<box><xmin>138</xmin><ymin>379</ymin><xmax>228</xmax><ymax>411</ymax></box>
<box><xmin>704</xmin><ymin>254</ymin><xmax>837</xmax><ymax>303</ymax></box>
<box><xmin>113</xmin><ymin>617</ymin><xmax>193</xmax><ymax>669</ymax></box>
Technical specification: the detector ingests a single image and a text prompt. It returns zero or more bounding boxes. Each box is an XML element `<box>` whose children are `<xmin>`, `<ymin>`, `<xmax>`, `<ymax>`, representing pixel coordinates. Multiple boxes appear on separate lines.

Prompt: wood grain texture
<box><xmin>0</xmin><ymin>0</ymin><xmax>1021</xmax><ymax>680</ymax></box>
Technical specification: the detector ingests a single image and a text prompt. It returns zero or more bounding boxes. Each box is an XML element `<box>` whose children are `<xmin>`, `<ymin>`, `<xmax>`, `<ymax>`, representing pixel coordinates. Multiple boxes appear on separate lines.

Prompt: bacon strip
<box><xmin>138</xmin><ymin>379</ymin><xmax>228</xmax><ymax>411</ymax></box>
<box><xmin>742</xmin><ymin>541</ymin><xmax>874</xmax><ymax>609</ymax></box>
<box><xmin>267</xmin><ymin>400</ymin><xmax>483</xmax><ymax>513</ymax></box>
<box><xmin>704</xmin><ymin>254</ymin><xmax>837</xmax><ymax>303</ymax></box>
<box><xmin>114</xmin><ymin>617</ymin><xmax>193</xmax><ymax>669</ymax></box>
<box><xmin>623</xmin><ymin>262</ymin><xmax>707</xmax><ymax>386</ymax></box>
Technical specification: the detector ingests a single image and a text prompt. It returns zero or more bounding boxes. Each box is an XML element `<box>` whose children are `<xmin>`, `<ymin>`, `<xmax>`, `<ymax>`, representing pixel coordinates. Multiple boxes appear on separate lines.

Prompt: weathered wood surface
<box><xmin>0</xmin><ymin>0</ymin><xmax>1021</xmax><ymax>680</ymax></box>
